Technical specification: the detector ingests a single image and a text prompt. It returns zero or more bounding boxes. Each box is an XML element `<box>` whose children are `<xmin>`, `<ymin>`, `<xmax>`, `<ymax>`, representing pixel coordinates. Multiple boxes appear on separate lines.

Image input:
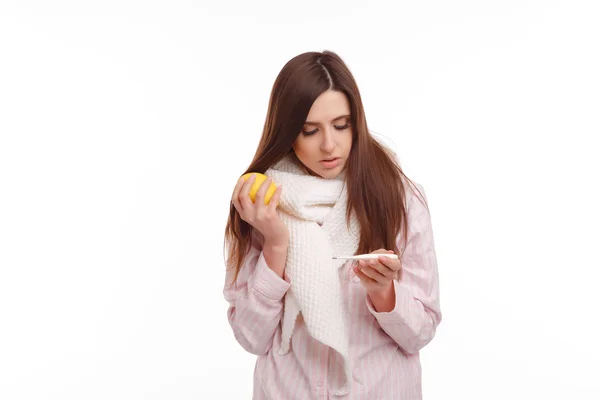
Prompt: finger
<box><xmin>231</xmin><ymin>176</ymin><xmax>246</xmax><ymax>211</ymax></box>
<box><xmin>358</xmin><ymin>260</ymin><xmax>389</xmax><ymax>284</ymax></box>
<box><xmin>353</xmin><ymin>264</ymin><xmax>377</xmax><ymax>285</ymax></box>
<box><xmin>267</xmin><ymin>185</ymin><xmax>283</xmax><ymax>212</ymax></box>
<box><xmin>368</xmin><ymin>259</ymin><xmax>397</xmax><ymax>280</ymax></box>
<box><xmin>378</xmin><ymin>255</ymin><xmax>401</xmax><ymax>272</ymax></box>
<box><xmin>238</xmin><ymin>174</ymin><xmax>256</xmax><ymax>207</ymax></box>
<box><xmin>232</xmin><ymin>195</ymin><xmax>242</xmax><ymax>214</ymax></box>
<box><xmin>232</xmin><ymin>176</ymin><xmax>245</xmax><ymax>199</ymax></box>
<box><xmin>255</xmin><ymin>177</ymin><xmax>272</xmax><ymax>207</ymax></box>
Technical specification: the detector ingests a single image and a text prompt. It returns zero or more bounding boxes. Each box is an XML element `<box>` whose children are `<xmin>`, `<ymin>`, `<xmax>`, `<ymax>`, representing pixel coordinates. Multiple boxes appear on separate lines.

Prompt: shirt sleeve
<box><xmin>366</xmin><ymin>183</ymin><xmax>443</xmax><ymax>354</ymax></box>
<box><xmin>223</xmin><ymin>230</ymin><xmax>291</xmax><ymax>356</ymax></box>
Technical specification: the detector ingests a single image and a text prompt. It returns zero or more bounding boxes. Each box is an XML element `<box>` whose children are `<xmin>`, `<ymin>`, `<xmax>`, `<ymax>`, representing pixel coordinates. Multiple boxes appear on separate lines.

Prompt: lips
<box><xmin>320</xmin><ymin>157</ymin><xmax>341</xmax><ymax>169</ymax></box>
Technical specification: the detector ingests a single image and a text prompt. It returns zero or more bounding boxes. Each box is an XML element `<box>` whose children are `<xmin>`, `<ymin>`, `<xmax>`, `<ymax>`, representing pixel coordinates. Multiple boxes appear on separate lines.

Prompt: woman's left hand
<box><xmin>353</xmin><ymin>249</ymin><xmax>402</xmax><ymax>296</ymax></box>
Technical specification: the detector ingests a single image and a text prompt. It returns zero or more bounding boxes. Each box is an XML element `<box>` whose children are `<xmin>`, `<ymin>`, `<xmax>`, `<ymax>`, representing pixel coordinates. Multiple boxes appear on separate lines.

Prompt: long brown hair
<box><xmin>224</xmin><ymin>50</ymin><xmax>427</xmax><ymax>284</ymax></box>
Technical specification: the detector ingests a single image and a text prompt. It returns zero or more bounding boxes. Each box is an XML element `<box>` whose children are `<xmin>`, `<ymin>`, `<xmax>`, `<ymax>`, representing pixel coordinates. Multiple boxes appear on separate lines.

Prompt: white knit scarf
<box><xmin>265</xmin><ymin>154</ymin><xmax>360</xmax><ymax>396</ymax></box>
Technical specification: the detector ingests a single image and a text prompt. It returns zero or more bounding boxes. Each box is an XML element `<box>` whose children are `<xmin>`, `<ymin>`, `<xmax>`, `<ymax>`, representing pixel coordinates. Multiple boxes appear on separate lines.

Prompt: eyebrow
<box><xmin>304</xmin><ymin>114</ymin><xmax>350</xmax><ymax>125</ymax></box>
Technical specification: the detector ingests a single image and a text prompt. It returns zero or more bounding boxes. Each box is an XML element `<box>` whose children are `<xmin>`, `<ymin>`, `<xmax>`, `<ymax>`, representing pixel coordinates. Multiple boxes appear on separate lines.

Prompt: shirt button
<box><xmin>316</xmin><ymin>379</ymin><xmax>323</xmax><ymax>387</ymax></box>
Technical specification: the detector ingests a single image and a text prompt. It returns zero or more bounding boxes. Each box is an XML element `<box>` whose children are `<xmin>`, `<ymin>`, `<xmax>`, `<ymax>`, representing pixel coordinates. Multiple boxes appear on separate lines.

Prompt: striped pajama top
<box><xmin>223</xmin><ymin>183</ymin><xmax>442</xmax><ymax>399</ymax></box>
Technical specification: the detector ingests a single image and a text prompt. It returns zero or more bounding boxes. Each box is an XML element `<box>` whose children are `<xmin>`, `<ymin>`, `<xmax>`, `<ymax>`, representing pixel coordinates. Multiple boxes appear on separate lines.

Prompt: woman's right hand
<box><xmin>231</xmin><ymin>174</ymin><xmax>289</xmax><ymax>247</ymax></box>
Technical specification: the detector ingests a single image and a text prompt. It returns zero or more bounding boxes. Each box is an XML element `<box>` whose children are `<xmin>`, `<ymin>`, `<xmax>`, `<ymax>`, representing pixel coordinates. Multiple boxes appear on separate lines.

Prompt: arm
<box><xmin>366</xmin><ymin>183</ymin><xmax>442</xmax><ymax>354</ymax></box>
<box><xmin>223</xmin><ymin>230</ymin><xmax>290</xmax><ymax>356</ymax></box>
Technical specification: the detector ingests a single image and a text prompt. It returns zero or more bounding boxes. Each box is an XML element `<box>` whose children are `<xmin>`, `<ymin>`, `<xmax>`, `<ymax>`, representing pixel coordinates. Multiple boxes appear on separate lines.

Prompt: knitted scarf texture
<box><xmin>265</xmin><ymin>154</ymin><xmax>360</xmax><ymax>396</ymax></box>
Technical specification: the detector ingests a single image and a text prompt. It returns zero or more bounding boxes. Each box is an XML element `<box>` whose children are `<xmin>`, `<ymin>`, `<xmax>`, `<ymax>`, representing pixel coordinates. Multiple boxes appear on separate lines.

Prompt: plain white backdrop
<box><xmin>1</xmin><ymin>1</ymin><xmax>599</xmax><ymax>399</ymax></box>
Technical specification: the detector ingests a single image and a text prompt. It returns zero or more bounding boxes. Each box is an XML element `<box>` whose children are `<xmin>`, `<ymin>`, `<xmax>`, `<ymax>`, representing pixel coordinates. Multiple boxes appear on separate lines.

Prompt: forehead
<box><xmin>305</xmin><ymin>90</ymin><xmax>350</xmax><ymax>124</ymax></box>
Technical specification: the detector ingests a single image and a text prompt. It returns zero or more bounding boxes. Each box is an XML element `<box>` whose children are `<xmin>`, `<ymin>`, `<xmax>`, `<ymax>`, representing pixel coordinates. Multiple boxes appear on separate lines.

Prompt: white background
<box><xmin>1</xmin><ymin>1</ymin><xmax>599</xmax><ymax>399</ymax></box>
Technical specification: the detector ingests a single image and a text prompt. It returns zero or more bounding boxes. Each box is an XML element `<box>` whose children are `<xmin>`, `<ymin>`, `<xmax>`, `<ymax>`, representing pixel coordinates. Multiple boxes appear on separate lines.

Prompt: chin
<box><xmin>303</xmin><ymin>159</ymin><xmax>346</xmax><ymax>179</ymax></box>
<box><xmin>316</xmin><ymin>166</ymin><xmax>342</xmax><ymax>179</ymax></box>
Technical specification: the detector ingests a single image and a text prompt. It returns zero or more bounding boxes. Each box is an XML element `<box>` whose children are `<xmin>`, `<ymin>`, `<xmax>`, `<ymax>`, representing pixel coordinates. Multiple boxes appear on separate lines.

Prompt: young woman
<box><xmin>223</xmin><ymin>50</ymin><xmax>442</xmax><ymax>399</ymax></box>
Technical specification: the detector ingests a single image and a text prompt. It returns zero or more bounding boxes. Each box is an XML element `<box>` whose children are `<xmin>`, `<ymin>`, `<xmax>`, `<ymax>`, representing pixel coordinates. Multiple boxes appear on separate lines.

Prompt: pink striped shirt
<box><xmin>223</xmin><ymin>184</ymin><xmax>442</xmax><ymax>399</ymax></box>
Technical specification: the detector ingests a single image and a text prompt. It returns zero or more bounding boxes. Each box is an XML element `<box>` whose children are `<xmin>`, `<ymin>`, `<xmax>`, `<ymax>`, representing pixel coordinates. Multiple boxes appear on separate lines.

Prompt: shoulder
<box><xmin>400</xmin><ymin>176</ymin><xmax>431</xmax><ymax>226</ymax></box>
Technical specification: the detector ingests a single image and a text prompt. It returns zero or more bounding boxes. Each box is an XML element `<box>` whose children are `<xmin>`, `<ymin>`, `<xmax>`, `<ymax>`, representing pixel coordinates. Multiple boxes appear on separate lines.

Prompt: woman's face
<box><xmin>293</xmin><ymin>90</ymin><xmax>353</xmax><ymax>179</ymax></box>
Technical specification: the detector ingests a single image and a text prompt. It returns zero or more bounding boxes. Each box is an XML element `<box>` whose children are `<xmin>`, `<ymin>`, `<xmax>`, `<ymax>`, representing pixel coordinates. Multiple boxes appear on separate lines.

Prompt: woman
<box><xmin>223</xmin><ymin>50</ymin><xmax>442</xmax><ymax>399</ymax></box>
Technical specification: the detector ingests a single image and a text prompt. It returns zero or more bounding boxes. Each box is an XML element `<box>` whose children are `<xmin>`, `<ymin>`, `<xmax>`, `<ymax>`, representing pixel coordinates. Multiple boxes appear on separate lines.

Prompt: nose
<box><xmin>320</xmin><ymin>127</ymin><xmax>336</xmax><ymax>153</ymax></box>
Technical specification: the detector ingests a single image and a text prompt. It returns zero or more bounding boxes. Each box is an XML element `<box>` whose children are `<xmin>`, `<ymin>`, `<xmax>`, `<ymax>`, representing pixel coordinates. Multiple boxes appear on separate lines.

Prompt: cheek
<box><xmin>292</xmin><ymin>139</ymin><xmax>303</xmax><ymax>156</ymax></box>
<box><xmin>293</xmin><ymin>139</ymin><xmax>311</xmax><ymax>159</ymax></box>
<box><xmin>343</xmin><ymin>131</ymin><xmax>353</xmax><ymax>152</ymax></box>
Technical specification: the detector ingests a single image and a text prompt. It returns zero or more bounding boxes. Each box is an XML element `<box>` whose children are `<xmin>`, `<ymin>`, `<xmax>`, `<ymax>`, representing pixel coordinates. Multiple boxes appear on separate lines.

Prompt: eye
<box><xmin>301</xmin><ymin>123</ymin><xmax>350</xmax><ymax>136</ymax></box>
<box><xmin>334</xmin><ymin>123</ymin><xmax>350</xmax><ymax>131</ymax></box>
<box><xmin>302</xmin><ymin>128</ymin><xmax>318</xmax><ymax>136</ymax></box>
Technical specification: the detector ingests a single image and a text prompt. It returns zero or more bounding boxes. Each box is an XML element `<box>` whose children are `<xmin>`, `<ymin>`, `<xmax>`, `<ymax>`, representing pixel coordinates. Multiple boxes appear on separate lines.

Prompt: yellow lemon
<box><xmin>241</xmin><ymin>172</ymin><xmax>278</xmax><ymax>205</ymax></box>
